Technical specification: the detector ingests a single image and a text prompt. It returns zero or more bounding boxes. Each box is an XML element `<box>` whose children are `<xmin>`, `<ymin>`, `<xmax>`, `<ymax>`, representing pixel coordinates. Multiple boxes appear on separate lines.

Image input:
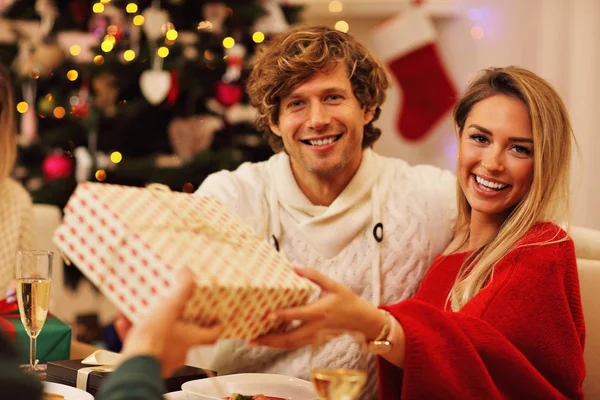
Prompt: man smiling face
<box><xmin>269</xmin><ymin>62</ymin><xmax>374</xmax><ymax>187</ymax></box>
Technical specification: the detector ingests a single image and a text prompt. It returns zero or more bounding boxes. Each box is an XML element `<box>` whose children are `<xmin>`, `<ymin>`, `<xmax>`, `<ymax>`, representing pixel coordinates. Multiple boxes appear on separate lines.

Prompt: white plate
<box><xmin>164</xmin><ymin>391</ymin><xmax>188</xmax><ymax>400</ymax></box>
<box><xmin>43</xmin><ymin>382</ymin><xmax>94</xmax><ymax>400</ymax></box>
<box><xmin>181</xmin><ymin>373</ymin><xmax>317</xmax><ymax>400</ymax></box>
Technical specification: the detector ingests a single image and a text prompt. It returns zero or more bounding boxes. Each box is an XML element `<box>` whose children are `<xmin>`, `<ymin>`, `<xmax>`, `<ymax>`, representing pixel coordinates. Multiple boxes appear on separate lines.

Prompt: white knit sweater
<box><xmin>194</xmin><ymin>151</ymin><xmax>456</xmax><ymax>399</ymax></box>
<box><xmin>0</xmin><ymin>178</ymin><xmax>36</xmax><ymax>295</ymax></box>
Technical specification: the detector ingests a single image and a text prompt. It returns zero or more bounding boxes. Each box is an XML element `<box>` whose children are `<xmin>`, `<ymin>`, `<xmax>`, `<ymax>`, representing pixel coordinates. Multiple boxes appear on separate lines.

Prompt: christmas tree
<box><xmin>1</xmin><ymin>0</ymin><xmax>302</xmax><ymax>210</ymax></box>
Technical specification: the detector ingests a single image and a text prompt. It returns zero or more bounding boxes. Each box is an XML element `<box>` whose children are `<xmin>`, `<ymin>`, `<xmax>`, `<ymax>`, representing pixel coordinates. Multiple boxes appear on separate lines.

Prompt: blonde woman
<box><xmin>254</xmin><ymin>67</ymin><xmax>585</xmax><ymax>399</ymax></box>
<box><xmin>0</xmin><ymin>66</ymin><xmax>36</xmax><ymax>295</ymax></box>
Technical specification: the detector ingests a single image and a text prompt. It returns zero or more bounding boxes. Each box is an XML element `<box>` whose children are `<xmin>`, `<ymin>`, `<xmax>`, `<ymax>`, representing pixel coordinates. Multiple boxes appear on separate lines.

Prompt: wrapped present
<box><xmin>47</xmin><ymin>352</ymin><xmax>215</xmax><ymax>396</ymax></box>
<box><xmin>0</xmin><ymin>298</ymin><xmax>71</xmax><ymax>364</ymax></box>
<box><xmin>53</xmin><ymin>182</ymin><xmax>316</xmax><ymax>339</ymax></box>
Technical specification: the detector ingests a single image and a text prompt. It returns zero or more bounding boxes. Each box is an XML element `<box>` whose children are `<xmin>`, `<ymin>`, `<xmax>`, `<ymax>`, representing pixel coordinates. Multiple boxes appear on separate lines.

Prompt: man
<box><xmin>192</xmin><ymin>26</ymin><xmax>456</xmax><ymax>397</ymax></box>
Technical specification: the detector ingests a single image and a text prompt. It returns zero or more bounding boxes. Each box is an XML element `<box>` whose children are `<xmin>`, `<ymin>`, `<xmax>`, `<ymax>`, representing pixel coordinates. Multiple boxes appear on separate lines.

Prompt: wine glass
<box><xmin>309</xmin><ymin>332</ymin><xmax>368</xmax><ymax>400</ymax></box>
<box><xmin>15</xmin><ymin>250</ymin><xmax>54</xmax><ymax>374</ymax></box>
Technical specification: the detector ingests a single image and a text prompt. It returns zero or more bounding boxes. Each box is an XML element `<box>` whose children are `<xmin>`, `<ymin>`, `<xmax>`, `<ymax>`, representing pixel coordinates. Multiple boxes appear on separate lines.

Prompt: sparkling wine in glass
<box><xmin>311</xmin><ymin>368</ymin><xmax>367</xmax><ymax>400</ymax></box>
<box><xmin>15</xmin><ymin>250</ymin><xmax>53</xmax><ymax>374</ymax></box>
<box><xmin>309</xmin><ymin>332</ymin><xmax>368</xmax><ymax>400</ymax></box>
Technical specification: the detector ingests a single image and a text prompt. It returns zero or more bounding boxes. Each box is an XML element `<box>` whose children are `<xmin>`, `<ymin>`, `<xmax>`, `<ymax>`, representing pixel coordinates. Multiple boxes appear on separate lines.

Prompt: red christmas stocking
<box><xmin>371</xmin><ymin>7</ymin><xmax>457</xmax><ymax>141</ymax></box>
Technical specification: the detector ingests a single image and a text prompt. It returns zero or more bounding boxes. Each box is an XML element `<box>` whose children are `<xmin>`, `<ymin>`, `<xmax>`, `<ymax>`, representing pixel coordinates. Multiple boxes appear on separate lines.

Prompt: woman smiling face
<box><xmin>457</xmin><ymin>94</ymin><xmax>535</xmax><ymax>223</ymax></box>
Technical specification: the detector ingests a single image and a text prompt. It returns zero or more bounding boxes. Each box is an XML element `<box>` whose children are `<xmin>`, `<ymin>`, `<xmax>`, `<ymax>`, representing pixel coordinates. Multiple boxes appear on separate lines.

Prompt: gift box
<box><xmin>46</xmin><ymin>359</ymin><xmax>215</xmax><ymax>396</ymax></box>
<box><xmin>53</xmin><ymin>182</ymin><xmax>317</xmax><ymax>339</ymax></box>
<box><xmin>0</xmin><ymin>300</ymin><xmax>71</xmax><ymax>364</ymax></box>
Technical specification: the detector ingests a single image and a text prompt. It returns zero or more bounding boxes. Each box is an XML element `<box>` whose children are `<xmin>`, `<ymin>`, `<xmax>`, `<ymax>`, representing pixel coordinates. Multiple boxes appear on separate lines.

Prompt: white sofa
<box><xmin>572</xmin><ymin>226</ymin><xmax>600</xmax><ymax>397</ymax></box>
<box><xmin>32</xmin><ymin>204</ymin><xmax>600</xmax><ymax>394</ymax></box>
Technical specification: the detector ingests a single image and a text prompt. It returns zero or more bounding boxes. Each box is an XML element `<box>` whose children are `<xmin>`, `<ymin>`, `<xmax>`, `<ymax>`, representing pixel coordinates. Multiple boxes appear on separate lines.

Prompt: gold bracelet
<box><xmin>365</xmin><ymin>310</ymin><xmax>394</xmax><ymax>354</ymax></box>
<box><xmin>373</xmin><ymin>309</ymin><xmax>391</xmax><ymax>341</ymax></box>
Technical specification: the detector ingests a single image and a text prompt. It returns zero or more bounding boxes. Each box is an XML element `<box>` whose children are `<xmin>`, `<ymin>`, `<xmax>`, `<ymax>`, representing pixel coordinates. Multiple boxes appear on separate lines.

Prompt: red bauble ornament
<box><xmin>215</xmin><ymin>80</ymin><xmax>243</xmax><ymax>107</ymax></box>
<box><xmin>166</xmin><ymin>69</ymin><xmax>180</xmax><ymax>106</ymax></box>
<box><xmin>72</xmin><ymin>103</ymin><xmax>89</xmax><ymax>118</ymax></box>
<box><xmin>42</xmin><ymin>153</ymin><xmax>74</xmax><ymax>181</ymax></box>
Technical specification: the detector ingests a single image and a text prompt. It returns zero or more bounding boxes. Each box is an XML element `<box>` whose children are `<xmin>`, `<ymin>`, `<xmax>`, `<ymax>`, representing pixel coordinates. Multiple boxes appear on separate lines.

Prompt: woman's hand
<box><xmin>120</xmin><ymin>268</ymin><xmax>222</xmax><ymax>377</ymax></box>
<box><xmin>250</xmin><ymin>267</ymin><xmax>387</xmax><ymax>349</ymax></box>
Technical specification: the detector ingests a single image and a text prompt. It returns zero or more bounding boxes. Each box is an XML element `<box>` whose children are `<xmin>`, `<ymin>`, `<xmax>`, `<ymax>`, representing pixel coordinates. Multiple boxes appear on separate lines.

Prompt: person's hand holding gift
<box><xmin>117</xmin><ymin>268</ymin><xmax>222</xmax><ymax>377</ymax></box>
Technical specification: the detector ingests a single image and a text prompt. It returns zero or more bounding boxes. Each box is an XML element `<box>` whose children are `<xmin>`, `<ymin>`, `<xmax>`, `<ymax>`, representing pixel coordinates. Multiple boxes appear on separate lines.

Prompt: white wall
<box><xmin>296</xmin><ymin>0</ymin><xmax>600</xmax><ymax>229</ymax></box>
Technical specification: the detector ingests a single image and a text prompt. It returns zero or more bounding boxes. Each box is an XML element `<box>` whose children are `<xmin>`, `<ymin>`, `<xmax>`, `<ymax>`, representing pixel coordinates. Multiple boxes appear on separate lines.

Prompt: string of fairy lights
<box><xmin>12</xmin><ymin>1</ymin><xmax>354</xmax><ymax>188</ymax></box>
<box><xmin>14</xmin><ymin>0</ymin><xmax>269</xmax><ymax>117</ymax></box>
<box><xmin>328</xmin><ymin>0</ymin><xmax>349</xmax><ymax>33</ymax></box>
<box><xmin>12</xmin><ymin>0</ymin><xmax>273</xmax><ymax>186</ymax></box>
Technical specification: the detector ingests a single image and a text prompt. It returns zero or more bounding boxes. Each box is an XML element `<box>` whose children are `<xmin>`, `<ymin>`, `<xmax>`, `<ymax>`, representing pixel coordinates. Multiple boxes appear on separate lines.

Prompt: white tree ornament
<box><xmin>139</xmin><ymin>55</ymin><xmax>171</xmax><ymax>105</ymax></box>
<box><xmin>142</xmin><ymin>6</ymin><xmax>170</xmax><ymax>41</ymax></box>
<box><xmin>253</xmin><ymin>0</ymin><xmax>288</xmax><ymax>34</ymax></box>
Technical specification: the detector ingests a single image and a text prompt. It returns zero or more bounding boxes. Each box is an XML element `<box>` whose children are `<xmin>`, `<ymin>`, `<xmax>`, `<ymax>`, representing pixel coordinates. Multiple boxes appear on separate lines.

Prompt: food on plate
<box><xmin>227</xmin><ymin>395</ymin><xmax>287</xmax><ymax>400</ymax></box>
<box><xmin>43</xmin><ymin>392</ymin><xmax>65</xmax><ymax>399</ymax></box>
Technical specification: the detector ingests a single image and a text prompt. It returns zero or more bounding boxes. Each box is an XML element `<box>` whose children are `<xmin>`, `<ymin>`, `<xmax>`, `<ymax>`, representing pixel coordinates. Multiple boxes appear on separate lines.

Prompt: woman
<box><xmin>0</xmin><ymin>66</ymin><xmax>36</xmax><ymax>295</ymax></box>
<box><xmin>253</xmin><ymin>67</ymin><xmax>586</xmax><ymax>399</ymax></box>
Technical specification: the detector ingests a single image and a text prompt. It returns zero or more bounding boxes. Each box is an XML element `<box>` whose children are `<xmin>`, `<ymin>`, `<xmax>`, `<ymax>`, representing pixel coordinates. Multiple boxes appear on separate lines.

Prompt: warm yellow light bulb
<box><xmin>110</xmin><ymin>151</ymin><xmax>123</xmax><ymax>163</ymax></box>
<box><xmin>123</xmin><ymin>50</ymin><xmax>135</xmax><ymax>61</ymax></box>
<box><xmin>53</xmin><ymin>107</ymin><xmax>66</xmax><ymax>119</ymax></box>
<box><xmin>104</xmin><ymin>34</ymin><xmax>116</xmax><ymax>45</ymax></box>
<box><xmin>126</xmin><ymin>3</ymin><xmax>138</xmax><ymax>13</ymax></box>
<box><xmin>95</xmin><ymin>170</ymin><xmax>107</xmax><ymax>181</ymax></box>
<box><xmin>166</xmin><ymin>29</ymin><xmax>178</xmax><ymax>40</ymax></box>
<box><xmin>100</xmin><ymin>0</ymin><xmax>111</xmax><ymax>4</ymax></box>
<box><xmin>252</xmin><ymin>31</ymin><xmax>265</xmax><ymax>43</ymax></box>
<box><xmin>92</xmin><ymin>3</ymin><xmax>104</xmax><ymax>13</ymax></box>
<box><xmin>67</xmin><ymin>70</ymin><xmax>79</xmax><ymax>81</ymax></box>
<box><xmin>101</xmin><ymin>41</ymin><xmax>114</xmax><ymax>52</ymax></box>
<box><xmin>329</xmin><ymin>0</ymin><xmax>343</xmax><ymax>12</ymax></box>
<box><xmin>133</xmin><ymin>15</ymin><xmax>145</xmax><ymax>26</ymax></box>
<box><xmin>222</xmin><ymin>37</ymin><xmax>235</xmax><ymax>48</ymax></box>
<box><xmin>94</xmin><ymin>55</ymin><xmax>104</xmax><ymax>65</ymax></box>
<box><xmin>16</xmin><ymin>102</ymin><xmax>28</xmax><ymax>114</ymax></box>
<box><xmin>70</xmin><ymin>45</ymin><xmax>81</xmax><ymax>56</ymax></box>
<box><xmin>334</xmin><ymin>20</ymin><xmax>349</xmax><ymax>33</ymax></box>
<box><xmin>157</xmin><ymin>46</ymin><xmax>169</xmax><ymax>58</ymax></box>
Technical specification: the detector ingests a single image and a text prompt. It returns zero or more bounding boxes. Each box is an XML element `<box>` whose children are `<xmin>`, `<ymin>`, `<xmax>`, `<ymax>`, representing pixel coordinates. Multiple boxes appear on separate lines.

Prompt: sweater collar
<box><xmin>271</xmin><ymin>149</ymin><xmax>381</xmax><ymax>223</ymax></box>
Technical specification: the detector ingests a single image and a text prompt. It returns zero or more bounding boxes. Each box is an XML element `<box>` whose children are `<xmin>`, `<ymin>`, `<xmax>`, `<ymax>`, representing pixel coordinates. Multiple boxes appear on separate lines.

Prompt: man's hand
<box><xmin>250</xmin><ymin>267</ymin><xmax>386</xmax><ymax>349</ymax></box>
<box><xmin>120</xmin><ymin>268</ymin><xmax>222</xmax><ymax>377</ymax></box>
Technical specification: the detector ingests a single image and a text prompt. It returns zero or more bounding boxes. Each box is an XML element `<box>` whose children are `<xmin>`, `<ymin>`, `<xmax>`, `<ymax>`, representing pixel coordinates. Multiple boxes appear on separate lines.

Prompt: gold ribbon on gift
<box><xmin>140</xmin><ymin>183</ymin><xmax>251</xmax><ymax>246</ymax></box>
<box><xmin>60</xmin><ymin>183</ymin><xmax>255</xmax><ymax>271</ymax></box>
<box><xmin>76</xmin><ymin>350</ymin><xmax>124</xmax><ymax>391</ymax></box>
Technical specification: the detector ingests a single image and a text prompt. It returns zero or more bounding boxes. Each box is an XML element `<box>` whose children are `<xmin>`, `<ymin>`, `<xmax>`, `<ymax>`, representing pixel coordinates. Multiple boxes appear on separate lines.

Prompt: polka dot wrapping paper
<box><xmin>52</xmin><ymin>182</ymin><xmax>317</xmax><ymax>339</ymax></box>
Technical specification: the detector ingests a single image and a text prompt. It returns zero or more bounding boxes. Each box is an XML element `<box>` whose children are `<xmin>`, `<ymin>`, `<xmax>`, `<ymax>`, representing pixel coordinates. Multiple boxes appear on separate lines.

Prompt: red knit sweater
<box><xmin>377</xmin><ymin>222</ymin><xmax>586</xmax><ymax>399</ymax></box>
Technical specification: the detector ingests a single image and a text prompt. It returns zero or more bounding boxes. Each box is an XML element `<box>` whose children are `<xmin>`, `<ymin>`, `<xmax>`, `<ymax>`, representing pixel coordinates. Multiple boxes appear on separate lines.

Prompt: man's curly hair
<box><xmin>247</xmin><ymin>25</ymin><xmax>390</xmax><ymax>153</ymax></box>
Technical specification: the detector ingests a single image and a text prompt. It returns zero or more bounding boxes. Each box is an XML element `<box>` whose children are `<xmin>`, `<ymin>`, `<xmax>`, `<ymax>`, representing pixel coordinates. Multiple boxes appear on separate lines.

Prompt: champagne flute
<box><xmin>15</xmin><ymin>250</ymin><xmax>53</xmax><ymax>374</ymax></box>
<box><xmin>309</xmin><ymin>332</ymin><xmax>368</xmax><ymax>400</ymax></box>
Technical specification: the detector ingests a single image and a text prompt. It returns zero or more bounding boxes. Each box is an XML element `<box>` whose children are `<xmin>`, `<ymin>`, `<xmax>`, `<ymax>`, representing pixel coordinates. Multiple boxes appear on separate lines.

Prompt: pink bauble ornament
<box><xmin>215</xmin><ymin>80</ymin><xmax>243</xmax><ymax>107</ymax></box>
<box><xmin>42</xmin><ymin>153</ymin><xmax>74</xmax><ymax>181</ymax></box>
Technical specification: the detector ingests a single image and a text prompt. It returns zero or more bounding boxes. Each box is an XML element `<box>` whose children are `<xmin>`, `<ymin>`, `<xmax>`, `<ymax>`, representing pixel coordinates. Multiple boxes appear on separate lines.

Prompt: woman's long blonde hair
<box><xmin>449</xmin><ymin>67</ymin><xmax>574</xmax><ymax>311</ymax></box>
<box><xmin>0</xmin><ymin>66</ymin><xmax>17</xmax><ymax>181</ymax></box>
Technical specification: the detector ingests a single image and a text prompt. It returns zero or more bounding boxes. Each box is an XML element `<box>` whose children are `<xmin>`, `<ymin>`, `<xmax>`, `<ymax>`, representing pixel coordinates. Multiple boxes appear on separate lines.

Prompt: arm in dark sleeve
<box><xmin>0</xmin><ymin>330</ymin><xmax>43</xmax><ymax>400</ymax></box>
<box><xmin>95</xmin><ymin>356</ymin><xmax>166</xmax><ymax>400</ymax></box>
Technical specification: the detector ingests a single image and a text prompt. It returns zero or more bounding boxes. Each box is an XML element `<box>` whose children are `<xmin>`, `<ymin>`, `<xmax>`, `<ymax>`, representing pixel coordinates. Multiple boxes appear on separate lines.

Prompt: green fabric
<box><xmin>6</xmin><ymin>315</ymin><xmax>71</xmax><ymax>364</ymax></box>
<box><xmin>96</xmin><ymin>356</ymin><xmax>166</xmax><ymax>400</ymax></box>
